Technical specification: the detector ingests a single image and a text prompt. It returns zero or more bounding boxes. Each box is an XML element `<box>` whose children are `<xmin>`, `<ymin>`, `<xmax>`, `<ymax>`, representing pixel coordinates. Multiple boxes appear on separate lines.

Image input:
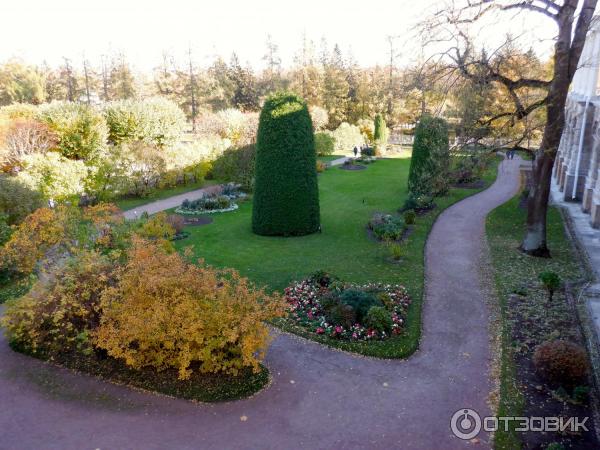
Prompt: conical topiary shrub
<box><xmin>373</xmin><ymin>113</ymin><xmax>388</xmax><ymax>155</ymax></box>
<box><xmin>407</xmin><ymin>115</ymin><xmax>450</xmax><ymax>196</ymax></box>
<box><xmin>252</xmin><ymin>92</ymin><xmax>320</xmax><ymax>236</ymax></box>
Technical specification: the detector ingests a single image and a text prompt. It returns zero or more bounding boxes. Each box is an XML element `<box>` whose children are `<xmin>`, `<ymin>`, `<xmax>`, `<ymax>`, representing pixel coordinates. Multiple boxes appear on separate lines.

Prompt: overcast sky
<box><xmin>0</xmin><ymin>0</ymin><xmax>573</xmax><ymax>71</ymax></box>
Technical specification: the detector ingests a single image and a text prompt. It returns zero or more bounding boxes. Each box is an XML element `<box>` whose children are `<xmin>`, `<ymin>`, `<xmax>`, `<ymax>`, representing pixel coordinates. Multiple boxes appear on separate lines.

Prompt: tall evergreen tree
<box><xmin>322</xmin><ymin>44</ymin><xmax>349</xmax><ymax>128</ymax></box>
<box><xmin>229</xmin><ymin>53</ymin><xmax>259</xmax><ymax>111</ymax></box>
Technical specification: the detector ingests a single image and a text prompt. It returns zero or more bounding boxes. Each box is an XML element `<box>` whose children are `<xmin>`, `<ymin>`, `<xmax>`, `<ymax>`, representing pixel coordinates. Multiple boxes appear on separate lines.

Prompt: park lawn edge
<box><xmin>274</xmin><ymin>155</ymin><xmax>502</xmax><ymax>359</ymax></box>
<box><xmin>8</xmin><ymin>340</ymin><xmax>271</xmax><ymax>403</ymax></box>
<box><xmin>485</xmin><ymin>194</ymin><xmax>590</xmax><ymax>449</ymax></box>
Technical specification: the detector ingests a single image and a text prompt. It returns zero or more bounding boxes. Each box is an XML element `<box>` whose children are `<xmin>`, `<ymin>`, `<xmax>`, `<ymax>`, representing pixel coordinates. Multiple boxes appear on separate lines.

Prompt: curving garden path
<box><xmin>0</xmin><ymin>158</ymin><xmax>521</xmax><ymax>450</ymax></box>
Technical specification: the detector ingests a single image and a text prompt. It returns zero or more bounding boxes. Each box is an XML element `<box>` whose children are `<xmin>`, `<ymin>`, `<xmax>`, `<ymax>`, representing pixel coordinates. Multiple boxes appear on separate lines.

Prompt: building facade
<box><xmin>554</xmin><ymin>17</ymin><xmax>600</xmax><ymax>226</ymax></box>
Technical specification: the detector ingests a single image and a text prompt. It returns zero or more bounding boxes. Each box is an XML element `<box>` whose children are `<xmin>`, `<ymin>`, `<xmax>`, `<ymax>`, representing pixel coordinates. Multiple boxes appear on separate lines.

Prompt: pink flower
<box><xmin>316</xmin><ymin>327</ymin><xmax>325</xmax><ymax>334</ymax></box>
<box><xmin>335</xmin><ymin>326</ymin><xmax>343</xmax><ymax>334</ymax></box>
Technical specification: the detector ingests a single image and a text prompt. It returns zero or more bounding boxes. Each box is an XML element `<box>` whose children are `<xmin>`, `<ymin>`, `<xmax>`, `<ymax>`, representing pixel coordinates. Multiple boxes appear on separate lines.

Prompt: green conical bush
<box><xmin>374</xmin><ymin>113</ymin><xmax>388</xmax><ymax>155</ymax></box>
<box><xmin>407</xmin><ymin>115</ymin><xmax>450</xmax><ymax>196</ymax></box>
<box><xmin>252</xmin><ymin>92</ymin><xmax>320</xmax><ymax>236</ymax></box>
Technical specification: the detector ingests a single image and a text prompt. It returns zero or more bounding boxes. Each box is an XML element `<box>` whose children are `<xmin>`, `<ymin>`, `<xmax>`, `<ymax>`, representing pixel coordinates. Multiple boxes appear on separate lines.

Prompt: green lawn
<box><xmin>115</xmin><ymin>179</ymin><xmax>217</xmax><ymax>211</ymax></box>
<box><xmin>486</xmin><ymin>196</ymin><xmax>586</xmax><ymax>450</ymax></box>
<box><xmin>175</xmin><ymin>156</ymin><xmax>500</xmax><ymax>357</ymax></box>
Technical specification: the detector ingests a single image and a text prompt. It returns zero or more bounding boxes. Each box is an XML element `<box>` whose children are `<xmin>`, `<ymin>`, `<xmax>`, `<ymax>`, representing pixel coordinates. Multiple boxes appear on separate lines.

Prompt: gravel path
<box><xmin>0</xmin><ymin>158</ymin><xmax>521</xmax><ymax>450</ymax></box>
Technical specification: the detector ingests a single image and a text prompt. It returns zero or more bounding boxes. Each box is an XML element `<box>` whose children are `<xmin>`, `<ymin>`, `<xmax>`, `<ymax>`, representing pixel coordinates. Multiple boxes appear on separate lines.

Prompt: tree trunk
<box><xmin>520</xmin><ymin>79</ymin><xmax>567</xmax><ymax>257</ymax></box>
<box><xmin>520</xmin><ymin>0</ymin><xmax>595</xmax><ymax>256</ymax></box>
<box><xmin>521</xmin><ymin>150</ymin><xmax>555</xmax><ymax>256</ymax></box>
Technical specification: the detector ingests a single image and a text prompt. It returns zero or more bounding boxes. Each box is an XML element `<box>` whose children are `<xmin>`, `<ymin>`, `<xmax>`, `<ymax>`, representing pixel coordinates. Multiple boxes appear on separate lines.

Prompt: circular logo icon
<box><xmin>450</xmin><ymin>408</ymin><xmax>482</xmax><ymax>440</ymax></box>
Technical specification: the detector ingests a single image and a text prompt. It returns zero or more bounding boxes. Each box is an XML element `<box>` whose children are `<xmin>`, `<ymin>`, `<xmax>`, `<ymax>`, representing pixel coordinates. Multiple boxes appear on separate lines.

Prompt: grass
<box><xmin>486</xmin><ymin>195</ymin><xmax>587</xmax><ymax>450</ymax></box>
<box><xmin>114</xmin><ymin>179</ymin><xmax>217</xmax><ymax>211</ymax></box>
<box><xmin>175</xmin><ymin>156</ymin><xmax>501</xmax><ymax>358</ymax></box>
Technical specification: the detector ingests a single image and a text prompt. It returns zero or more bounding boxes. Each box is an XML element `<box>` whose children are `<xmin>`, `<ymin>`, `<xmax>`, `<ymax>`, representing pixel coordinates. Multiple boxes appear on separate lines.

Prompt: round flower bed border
<box><xmin>175</xmin><ymin>203</ymin><xmax>239</xmax><ymax>215</ymax></box>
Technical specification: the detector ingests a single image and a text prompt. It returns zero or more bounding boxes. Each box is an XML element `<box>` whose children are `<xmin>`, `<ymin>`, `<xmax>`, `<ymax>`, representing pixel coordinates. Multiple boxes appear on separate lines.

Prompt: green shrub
<box><xmin>451</xmin><ymin>153</ymin><xmax>491</xmax><ymax>184</ymax></box>
<box><xmin>407</xmin><ymin>115</ymin><xmax>450</xmax><ymax>196</ymax></box>
<box><xmin>211</xmin><ymin>144</ymin><xmax>256</xmax><ymax>191</ymax></box>
<box><xmin>338</xmin><ymin>289</ymin><xmax>381</xmax><ymax>323</ymax></box>
<box><xmin>16</xmin><ymin>152</ymin><xmax>87</xmax><ymax>201</ymax></box>
<box><xmin>309</xmin><ymin>270</ymin><xmax>338</xmax><ymax>287</ymax></box>
<box><xmin>368</xmin><ymin>213</ymin><xmax>406</xmax><ymax>241</ymax></box>
<box><xmin>386</xmin><ymin>241</ymin><xmax>406</xmax><ymax>261</ymax></box>
<box><xmin>572</xmin><ymin>385</ymin><xmax>590</xmax><ymax>404</ymax></box>
<box><xmin>373</xmin><ymin>113</ymin><xmax>388</xmax><ymax>155</ymax></box>
<box><xmin>361</xmin><ymin>146</ymin><xmax>375</xmax><ymax>157</ymax></box>
<box><xmin>0</xmin><ymin>213</ymin><xmax>12</xmax><ymax>245</ymax></box>
<box><xmin>533</xmin><ymin>340</ymin><xmax>589</xmax><ymax>386</ymax></box>
<box><xmin>539</xmin><ymin>271</ymin><xmax>561</xmax><ymax>301</ymax></box>
<box><xmin>546</xmin><ymin>443</ymin><xmax>566</xmax><ymax>450</ymax></box>
<box><xmin>0</xmin><ymin>175</ymin><xmax>44</xmax><ymax>224</ymax></box>
<box><xmin>103</xmin><ymin>97</ymin><xmax>186</xmax><ymax>148</ymax></box>
<box><xmin>402</xmin><ymin>193</ymin><xmax>434</xmax><ymax>212</ymax></box>
<box><xmin>37</xmin><ymin>102</ymin><xmax>107</xmax><ymax>160</ymax></box>
<box><xmin>252</xmin><ymin>92</ymin><xmax>320</xmax><ymax>236</ymax></box>
<box><xmin>315</xmin><ymin>132</ymin><xmax>335</xmax><ymax>156</ymax></box>
<box><xmin>329</xmin><ymin>122</ymin><xmax>364</xmax><ymax>154</ymax></box>
<box><xmin>403</xmin><ymin>210</ymin><xmax>416</xmax><ymax>225</ymax></box>
<box><xmin>365</xmin><ymin>306</ymin><xmax>393</xmax><ymax>333</ymax></box>
<box><xmin>325</xmin><ymin>302</ymin><xmax>356</xmax><ymax>328</ymax></box>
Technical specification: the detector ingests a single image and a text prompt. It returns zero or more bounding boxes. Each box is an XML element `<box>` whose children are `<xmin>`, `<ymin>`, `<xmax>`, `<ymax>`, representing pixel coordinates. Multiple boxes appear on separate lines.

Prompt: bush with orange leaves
<box><xmin>94</xmin><ymin>238</ymin><xmax>285</xmax><ymax>380</ymax></box>
<box><xmin>0</xmin><ymin>207</ymin><xmax>73</xmax><ymax>278</ymax></box>
<box><xmin>1</xmin><ymin>250</ymin><xmax>115</xmax><ymax>354</ymax></box>
<box><xmin>0</xmin><ymin>203</ymin><xmax>130</xmax><ymax>275</ymax></box>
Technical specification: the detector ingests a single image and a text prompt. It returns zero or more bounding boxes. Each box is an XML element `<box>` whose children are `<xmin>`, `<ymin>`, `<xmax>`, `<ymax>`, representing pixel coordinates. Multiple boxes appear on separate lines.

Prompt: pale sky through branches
<box><xmin>0</xmin><ymin>0</ymin><xmax>565</xmax><ymax>70</ymax></box>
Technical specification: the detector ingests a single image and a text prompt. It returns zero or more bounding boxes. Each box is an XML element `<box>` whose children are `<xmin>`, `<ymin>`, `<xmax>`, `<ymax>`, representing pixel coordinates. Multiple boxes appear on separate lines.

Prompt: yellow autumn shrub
<box><xmin>134</xmin><ymin>212</ymin><xmax>176</xmax><ymax>251</ymax></box>
<box><xmin>95</xmin><ymin>238</ymin><xmax>285</xmax><ymax>380</ymax></box>
<box><xmin>1</xmin><ymin>250</ymin><xmax>115</xmax><ymax>354</ymax></box>
<box><xmin>0</xmin><ymin>206</ymin><xmax>72</xmax><ymax>276</ymax></box>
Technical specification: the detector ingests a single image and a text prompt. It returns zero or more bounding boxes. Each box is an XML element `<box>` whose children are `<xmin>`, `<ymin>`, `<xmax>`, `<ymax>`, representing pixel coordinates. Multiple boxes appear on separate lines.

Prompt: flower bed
<box><xmin>175</xmin><ymin>185</ymin><xmax>246</xmax><ymax>215</ymax></box>
<box><xmin>368</xmin><ymin>213</ymin><xmax>407</xmax><ymax>241</ymax></box>
<box><xmin>175</xmin><ymin>201</ymin><xmax>239</xmax><ymax>215</ymax></box>
<box><xmin>285</xmin><ymin>272</ymin><xmax>411</xmax><ymax>341</ymax></box>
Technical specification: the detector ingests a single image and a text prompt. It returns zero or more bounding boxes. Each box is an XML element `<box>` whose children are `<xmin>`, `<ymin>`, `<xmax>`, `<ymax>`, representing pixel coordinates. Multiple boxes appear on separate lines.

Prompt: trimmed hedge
<box><xmin>252</xmin><ymin>92</ymin><xmax>320</xmax><ymax>236</ymax></box>
<box><xmin>407</xmin><ymin>115</ymin><xmax>450</xmax><ymax>196</ymax></box>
